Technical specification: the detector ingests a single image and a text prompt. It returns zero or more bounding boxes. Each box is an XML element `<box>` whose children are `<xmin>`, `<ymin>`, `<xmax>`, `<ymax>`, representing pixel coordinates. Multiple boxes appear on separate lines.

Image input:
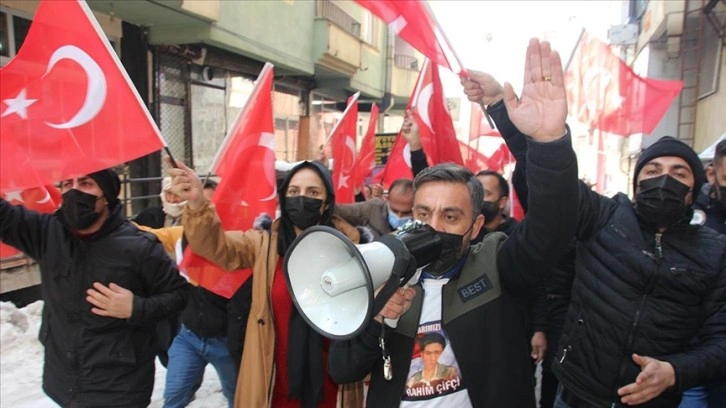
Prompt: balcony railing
<box><xmin>316</xmin><ymin>0</ymin><xmax>361</xmax><ymax>38</ymax></box>
<box><xmin>394</xmin><ymin>54</ymin><xmax>418</xmax><ymax>70</ymax></box>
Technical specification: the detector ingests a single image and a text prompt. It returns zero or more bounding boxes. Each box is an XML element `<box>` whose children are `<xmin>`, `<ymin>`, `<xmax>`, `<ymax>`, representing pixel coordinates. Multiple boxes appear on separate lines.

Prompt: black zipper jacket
<box><xmin>552</xmin><ymin>190</ymin><xmax>726</xmax><ymax>408</ymax></box>
<box><xmin>329</xmin><ymin>133</ymin><xmax>579</xmax><ymax>407</ymax></box>
<box><xmin>0</xmin><ymin>200</ymin><xmax>188</xmax><ymax>407</ymax></box>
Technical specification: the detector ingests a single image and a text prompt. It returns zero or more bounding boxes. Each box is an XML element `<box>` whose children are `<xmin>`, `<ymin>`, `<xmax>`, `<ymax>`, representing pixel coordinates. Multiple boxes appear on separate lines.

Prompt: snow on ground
<box><xmin>0</xmin><ymin>301</ymin><xmax>227</xmax><ymax>408</ymax></box>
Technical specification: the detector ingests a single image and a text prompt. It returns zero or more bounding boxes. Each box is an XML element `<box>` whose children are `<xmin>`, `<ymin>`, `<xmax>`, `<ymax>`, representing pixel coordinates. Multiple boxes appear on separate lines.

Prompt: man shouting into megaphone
<box><xmin>328</xmin><ymin>38</ymin><xmax>578</xmax><ymax>408</ymax></box>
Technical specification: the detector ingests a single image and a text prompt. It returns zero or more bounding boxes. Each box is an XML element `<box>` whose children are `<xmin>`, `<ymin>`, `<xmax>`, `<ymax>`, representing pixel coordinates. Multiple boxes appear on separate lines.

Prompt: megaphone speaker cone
<box><xmin>284</xmin><ymin>226</ymin><xmax>395</xmax><ymax>340</ymax></box>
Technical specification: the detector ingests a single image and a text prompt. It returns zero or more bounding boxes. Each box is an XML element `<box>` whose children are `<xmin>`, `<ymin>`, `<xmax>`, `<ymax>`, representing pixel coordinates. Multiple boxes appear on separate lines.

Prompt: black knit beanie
<box><xmin>88</xmin><ymin>168</ymin><xmax>121</xmax><ymax>209</ymax></box>
<box><xmin>633</xmin><ymin>136</ymin><xmax>706</xmax><ymax>195</ymax></box>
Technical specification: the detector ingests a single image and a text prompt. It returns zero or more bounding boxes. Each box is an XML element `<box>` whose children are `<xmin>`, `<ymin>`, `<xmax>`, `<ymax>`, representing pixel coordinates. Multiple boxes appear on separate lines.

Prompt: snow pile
<box><xmin>1</xmin><ymin>301</ymin><xmax>227</xmax><ymax>407</ymax></box>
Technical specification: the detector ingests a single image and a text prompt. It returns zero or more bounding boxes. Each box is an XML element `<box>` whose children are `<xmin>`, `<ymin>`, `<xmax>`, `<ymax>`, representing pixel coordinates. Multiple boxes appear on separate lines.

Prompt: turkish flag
<box><xmin>377</xmin><ymin>59</ymin><xmax>463</xmax><ymax>187</ymax></box>
<box><xmin>469</xmin><ymin>103</ymin><xmax>500</xmax><ymax>141</ymax></box>
<box><xmin>565</xmin><ymin>31</ymin><xmax>683</xmax><ymax>136</ymax></box>
<box><xmin>331</xmin><ymin>93</ymin><xmax>360</xmax><ymax>204</ymax></box>
<box><xmin>1</xmin><ymin>185</ymin><xmax>61</xmax><ymax>258</ymax></box>
<box><xmin>355</xmin><ymin>0</ymin><xmax>461</xmax><ymax>73</ymax></box>
<box><xmin>458</xmin><ymin>140</ymin><xmax>490</xmax><ymax>173</ymax></box>
<box><xmin>351</xmin><ymin>103</ymin><xmax>379</xmax><ymax>189</ymax></box>
<box><xmin>0</xmin><ymin>0</ymin><xmax>165</xmax><ymax>194</ymax></box>
<box><xmin>180</xmin><ymin>63</ymin><xmax>277</xmax><ymax>299</ymax></box>
<box><xmin>485</xmin><ymin>142</ymin><xmax>513</xmax><ymax>174</ymax></box>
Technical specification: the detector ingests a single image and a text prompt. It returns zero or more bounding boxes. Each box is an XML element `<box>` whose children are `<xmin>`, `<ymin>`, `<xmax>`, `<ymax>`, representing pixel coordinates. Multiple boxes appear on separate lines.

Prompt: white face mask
<box><xmin>163</xmin><ymin>201</ymin><xmax>186</xmax><ymax>218</ymax></box>
<box><xmin>160</xmin><ymin>188</ymin><xmax>187</xmax><ymax>218</ymax></box>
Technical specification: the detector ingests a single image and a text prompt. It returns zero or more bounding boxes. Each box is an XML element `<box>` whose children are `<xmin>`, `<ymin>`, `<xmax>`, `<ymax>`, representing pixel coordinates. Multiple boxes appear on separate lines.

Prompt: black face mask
<box><xmin>425</xmin><ymin>224</ymin><xmax>472</xmax><ymax>276</ymax></box>
<box><xmin>61</xmin><ymin>189</ymin><xmax>102</xmax><ymax>230</ymax></box>
<box><xmin>480</xmin><ymin>200</ymin><xmax>500</xmax><ymax>221</ymax></box>
<box><xmin>635</xmin><ymin>174</ymin><xmax>691</xmax><ymax>228</ymax></box>
<box><xmin>285</xmin><ymin>196</ymin><xmax>324</xmax><ymax>229</ymax></box>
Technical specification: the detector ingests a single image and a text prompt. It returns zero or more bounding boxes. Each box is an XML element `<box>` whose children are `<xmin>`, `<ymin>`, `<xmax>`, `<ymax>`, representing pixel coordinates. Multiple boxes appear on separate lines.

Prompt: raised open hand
<box><xmin>503</xmin><ymin>38</ymin><xmax>567</xmax><ymax>142</ymax></box>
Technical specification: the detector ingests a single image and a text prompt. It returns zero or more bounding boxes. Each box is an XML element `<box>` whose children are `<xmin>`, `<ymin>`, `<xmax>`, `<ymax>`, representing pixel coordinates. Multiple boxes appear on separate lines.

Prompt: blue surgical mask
<box><xmin>388</xmin><ymin>208</ymin><xmax>412</xmax><ymax>230</ymax></box>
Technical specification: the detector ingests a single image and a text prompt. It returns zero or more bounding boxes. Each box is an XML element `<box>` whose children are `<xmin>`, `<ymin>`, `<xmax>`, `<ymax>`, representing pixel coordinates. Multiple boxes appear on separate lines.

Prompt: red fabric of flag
<box><xmin>356</xmin><ymin>0</ymin><xmax>459</xmax><ymax>72</ymax></box>
<box><xmin>1</xmin><ymin>185</ymin><xmax>61</xmax><ymax>258</ymax></box>
<box><xmin>180</xmin><ymin>64</ymin><xmax>278</xmax><ymax>299</ymax></box>
<box><xmin>458</xmin><ymin>140</ymin><xmax>490</xmax><ymax>174</ymax></box>
<box><xmin>565</xmin><ymin>31</ymin><xmax>683</xmax><ymax>136</ymax></box>
<box><xmin>331</xmin><ymin>94</ymin><xmax>360</xmax><ymax>204</ymax></box>
<box><xmin>469</xmin><ymin>103</ymin><xmax>500</xmax><ymax>141</ymax></box>
<box><xmin>0</xmin><ymin>0</ymin><xmax>165</xmax><ymax>193</ymax></box>
<box><xmin>377</xmin><ymin>59</ymin><xmax>463</xmax><ymax>187</ymax></box>
<box><xmin>351</xmin><ymin>104</ymin><xmax>379</xmax><ymax>189</ymax></box>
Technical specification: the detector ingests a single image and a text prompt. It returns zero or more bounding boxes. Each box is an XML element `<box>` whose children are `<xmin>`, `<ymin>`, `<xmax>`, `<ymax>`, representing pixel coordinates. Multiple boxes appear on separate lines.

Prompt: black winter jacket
<box><xmin>552</xmin><ymin>190</ymin><xmax>726</xmax><ymax>408</ymax></box>
<box><xmin>0</xmin><ymin>200</ymin><xmax>188</xmax><ymax>407</ymax></box>
<box><xmin>488</xmin><ymin>100</ymin><xmax>575</xmax><ymax>332</ymax></box>
<box><xmin>329</xmin><ymin>133</ymin><xmax>579</xmax><ymax>407</ymax></box>
<box><xmin>182</xmin><ymin>286</ymin><xmax>229</xmax><ymax>338</ymax></box>
<box><xmin>693</xmin><ymin>183</ymin><xmax>725</xmax><ymax>234</ymax></box>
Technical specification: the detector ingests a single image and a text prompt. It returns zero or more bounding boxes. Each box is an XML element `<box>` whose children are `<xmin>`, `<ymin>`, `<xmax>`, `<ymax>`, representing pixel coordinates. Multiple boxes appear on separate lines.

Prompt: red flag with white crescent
<box><xmin>331</xmin><ymin>93</ymin><xmax>359</xmax><ymax>204</ymax></box>
<box><xmin>355</xmin><ymin>0</ymin><xmax>461</xmax><ymax>73</ymax></box>
<box><xmin>565</xmin><ymin>31</ymin><xmax>683</xmax><ymax>136</ymax></box>
<box><xmin>180</xmin><ymin>64</ymin><xmax>277</xmax><ymax>298</ymax></box>
<box><xmin>0</xmin><ymin>0</ymin><xmax>165</xmax><ymax>193</ymax></box>
<box><xmin>0</xmin><ymin>185</ymin><xmax>61</xmax><ymax>259</ymax></box>
<box><xmin>377</xmin><ymin>59</ymin><xmax>463</xmax><ymax>188</ymax></box>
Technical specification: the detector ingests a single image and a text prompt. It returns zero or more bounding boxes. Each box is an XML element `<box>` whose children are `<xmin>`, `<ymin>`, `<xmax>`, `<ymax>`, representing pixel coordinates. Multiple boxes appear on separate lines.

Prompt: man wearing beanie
<box><xmin>0</xmin><ymin>167</ymin><xmax>189</xmax><ymax>407</ymax></box>
<box><xmin>464</xmin><ymin>68</ymin><xmax>725</xmax><ymax>408</ymax></box>
<box><xmin>546</xmin><ymin>136</ymin><xmax>724</xmax><ymax>408</ymax></box>
<box><xmin>505</xmin><ymin>131</ymin><xmax>724</xmax><ymax>408</ymax></box>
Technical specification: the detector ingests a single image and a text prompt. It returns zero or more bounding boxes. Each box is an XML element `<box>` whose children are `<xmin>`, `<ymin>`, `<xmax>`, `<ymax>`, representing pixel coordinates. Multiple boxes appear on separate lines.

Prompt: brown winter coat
<box><xmin>183</xmin><ymin>201</ymin><xmax>364</xmax><ymax>408</ymax></box>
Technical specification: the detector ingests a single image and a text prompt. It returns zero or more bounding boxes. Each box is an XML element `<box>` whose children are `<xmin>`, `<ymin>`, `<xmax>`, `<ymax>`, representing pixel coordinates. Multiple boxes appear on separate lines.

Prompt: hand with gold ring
<box><xmin>502</xmin><ymin>38</ymin><xmax>567</xmax><ymax>143</ymax></box>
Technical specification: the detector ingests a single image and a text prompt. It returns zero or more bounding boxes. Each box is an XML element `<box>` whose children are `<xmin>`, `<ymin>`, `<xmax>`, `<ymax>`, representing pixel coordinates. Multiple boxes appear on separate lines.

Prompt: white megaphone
<box><xmin>284</xmin><ymin>220</ymin><xmax>441</xmax><ymax>340</ymax></box>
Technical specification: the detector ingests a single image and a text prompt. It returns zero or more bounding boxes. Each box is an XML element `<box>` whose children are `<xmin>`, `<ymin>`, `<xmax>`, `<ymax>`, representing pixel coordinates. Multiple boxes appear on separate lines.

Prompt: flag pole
<box><xmin>421</xmin><ymin>0</ymin><xmax>464</xmax><ymax>74</ymax></box>
<box><xmin>323</xmin><ymin>92</ymin><xmax>360</xmax><ymax>147</ymax></box>
<box><xmin>422</xmin><ymin>0</ymin><xmax>495</xmax><ymax>130</ymax></box>
<box><xmin>564</xmin><ymin>27</ymin><xmax>586</xmax><ymax>73</ymax></box>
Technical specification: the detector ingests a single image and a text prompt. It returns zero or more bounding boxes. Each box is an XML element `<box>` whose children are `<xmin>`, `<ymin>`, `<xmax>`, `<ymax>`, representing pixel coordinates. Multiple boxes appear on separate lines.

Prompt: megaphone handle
<box><xmin>381</xmin><ymin>268</ymin><xmax>421</xmax><ymax>329</ymax></box>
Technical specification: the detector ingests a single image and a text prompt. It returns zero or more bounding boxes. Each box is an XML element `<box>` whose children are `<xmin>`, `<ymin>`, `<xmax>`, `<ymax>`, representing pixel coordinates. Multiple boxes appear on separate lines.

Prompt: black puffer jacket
<box><xmin>552</xmin><ymin>191</ymin><xmax>726</xmax><ymax>407</ymax></box>
<box><xmin>0</xmin><ymin>200</ymin><xmax>188</xmax><ymax>407</ymax></box>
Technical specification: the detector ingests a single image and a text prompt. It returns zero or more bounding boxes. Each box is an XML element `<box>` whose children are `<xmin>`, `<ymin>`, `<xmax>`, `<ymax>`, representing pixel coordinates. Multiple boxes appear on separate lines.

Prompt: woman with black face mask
<box><xmin>167</xmin><ymin>159</ymin><xmax>364</xmax><ymax>408</ymax></box>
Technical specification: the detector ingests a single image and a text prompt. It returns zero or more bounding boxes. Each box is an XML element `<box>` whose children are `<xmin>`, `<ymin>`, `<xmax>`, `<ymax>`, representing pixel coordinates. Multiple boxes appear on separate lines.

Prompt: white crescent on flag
<box><xmin>259</xmin><ymin>132</ymin><xmax>277</xmax><ymax>201</ymax></box>
<box><xmin>402</xmin><ymin>143</ymin><xmax>412</xmax><ymax>168</ymax></box>
<box><xmin>43</xmin><ymin>45</ymin><xmax>107</xmax><ymax>129</ymax></box>
<box><xmin>35</xmin><ymin>190</ymin><xmax>52</xmax><ymax>204</ymax></box>
<box><xmin>416</xmin><ymin>83</ymin><xmax>434</xmax><ymax>132</ymax></box>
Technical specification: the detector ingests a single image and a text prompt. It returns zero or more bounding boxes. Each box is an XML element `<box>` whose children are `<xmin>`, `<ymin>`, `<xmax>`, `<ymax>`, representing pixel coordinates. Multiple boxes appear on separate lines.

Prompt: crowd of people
<box><xmin>0</xmin><ymin>38</ymin><xmax>724</xmax><ymax>408</ymax></box>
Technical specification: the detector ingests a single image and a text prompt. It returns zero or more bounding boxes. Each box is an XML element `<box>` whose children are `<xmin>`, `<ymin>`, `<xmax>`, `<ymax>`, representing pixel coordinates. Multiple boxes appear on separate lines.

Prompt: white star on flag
<box><xmin>338</xmin><ymin>173</ymin><xmax>350</xmax><ymax>189</ymax></box>
<box><xmin>4</xmin><ymin>190</ymin><xmax>24</xmax><ymax>203</ymax></box>
<box><xmin>1</xmin><ymin>89</ymin><xmax>37</xmax><ymax>119</ymax></box>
